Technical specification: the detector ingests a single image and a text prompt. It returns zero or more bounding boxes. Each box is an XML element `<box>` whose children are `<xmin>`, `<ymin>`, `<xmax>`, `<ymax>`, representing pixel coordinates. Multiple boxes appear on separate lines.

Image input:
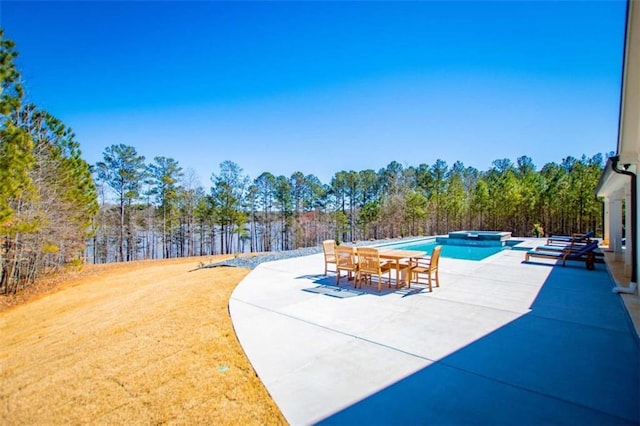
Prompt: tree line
<box><xmin>89</xmin><ymin>146</ymin><xmax>607</xmax><ymax>264</ymax></box>
<box><xmin>1</xmin><ymin>30</ymin><xmax>608</xmax><ymax>293</ymax></box>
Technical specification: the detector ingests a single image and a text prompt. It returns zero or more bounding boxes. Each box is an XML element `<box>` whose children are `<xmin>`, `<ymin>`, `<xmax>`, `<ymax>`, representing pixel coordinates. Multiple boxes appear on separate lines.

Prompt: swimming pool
<box><xmin>379</xmin><ymin>238</ymin><xmax>524</xmax><ymax>261</ymax></box>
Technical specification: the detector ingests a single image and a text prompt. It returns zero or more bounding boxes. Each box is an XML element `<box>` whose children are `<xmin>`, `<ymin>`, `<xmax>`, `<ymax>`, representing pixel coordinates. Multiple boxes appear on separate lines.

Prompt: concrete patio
<box><xmin>229</xmin><ymin>239</ymin><xmax>640</xmax><ymax>425</ymax></box>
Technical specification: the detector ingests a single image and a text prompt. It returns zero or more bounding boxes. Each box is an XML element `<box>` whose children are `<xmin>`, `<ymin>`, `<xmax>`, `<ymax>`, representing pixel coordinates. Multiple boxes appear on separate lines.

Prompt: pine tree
<box><xmin>1</xmin><ymin>32</ymin><xmax>97</xmax><ymax>292</ymax></box>
<box><xmin>96</xmin><ymin>144</ymin><xmax>146</xmax><ymax>262</ymax></box>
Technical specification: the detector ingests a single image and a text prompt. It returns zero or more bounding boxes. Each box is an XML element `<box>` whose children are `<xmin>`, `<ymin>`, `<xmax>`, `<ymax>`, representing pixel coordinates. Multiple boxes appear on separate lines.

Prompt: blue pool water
<box><xmin>380</xmin><ymin>238</ymin><xmax>524</xmax><ymax>261</ymax></box>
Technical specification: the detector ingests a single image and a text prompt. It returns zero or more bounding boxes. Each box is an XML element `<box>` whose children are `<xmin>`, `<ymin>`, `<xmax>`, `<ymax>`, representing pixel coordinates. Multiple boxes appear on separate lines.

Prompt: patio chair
<box><xmin>335</xmin><ymin>245</ymin><xmax>358</xmax><ymax>285</ymax></box>
<box><xmin>409</xmin><ymin>245</ymin><xmax>442</xmax><ymax>292</ymax></box>
<box><xmin>356</xmin><ymin>247</ymin><xmax>393</xmax><ymax>292</ymax></box>
<box><xmin>322</xmin><ymin>239</ymin><xmax>337</xmax><ymax>275</ymax></box>
<box><xmin>525</xmin><ymin>240</ymin><xmax>599</xmax><ymax>270</ymax></box>
<box><xmin>546</xmin><ymin>230</ymin><xmax>594</xmax><ymax>246</ymax></box>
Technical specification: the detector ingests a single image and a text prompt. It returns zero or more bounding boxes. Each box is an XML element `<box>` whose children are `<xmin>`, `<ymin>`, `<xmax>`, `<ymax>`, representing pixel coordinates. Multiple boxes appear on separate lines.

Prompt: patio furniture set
<box><xmin>322</xmin><ymin>240</ymin><xmax>442</xmax><ymax>292</ymax></box>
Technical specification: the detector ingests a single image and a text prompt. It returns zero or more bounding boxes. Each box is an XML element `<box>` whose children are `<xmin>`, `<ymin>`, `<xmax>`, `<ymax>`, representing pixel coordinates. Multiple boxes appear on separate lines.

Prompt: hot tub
<box><xmin>437</xmin><ymin>231</ymin><xmax>512</xmax><ymax>247</ymax></box>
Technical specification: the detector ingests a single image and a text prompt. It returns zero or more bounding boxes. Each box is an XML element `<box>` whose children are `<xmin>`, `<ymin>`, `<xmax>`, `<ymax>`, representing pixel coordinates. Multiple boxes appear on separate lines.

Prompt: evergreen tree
<box><xmin>96</xmin><ymin>144</ymin><xmax>146</xmax><ymax>261</ymax></box>
<box><xmin>148</xmin><ymin>156</ymin><xmax>183</xmax><ymax>258</ymax></box>
<box><xmin>254</xmin><ymin>172</ymin><xmax>276</xmax><ymax>251</ymax></box>
<box><xmin>211</xmin><ymin>161</ymin><xmax>247</xmax><ymax>254</ymax></box>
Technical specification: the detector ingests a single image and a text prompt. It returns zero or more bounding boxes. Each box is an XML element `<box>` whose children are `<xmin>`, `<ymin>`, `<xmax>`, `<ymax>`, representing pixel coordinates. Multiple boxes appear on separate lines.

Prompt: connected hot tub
<box><xmin>437</xmin><ymin>231</ymin><xmax>512</xmax><ymax>247</ymax></box>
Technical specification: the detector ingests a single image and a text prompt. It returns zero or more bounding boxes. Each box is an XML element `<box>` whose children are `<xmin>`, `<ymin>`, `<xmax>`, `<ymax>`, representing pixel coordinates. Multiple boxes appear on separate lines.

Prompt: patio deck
<box><xmin>229</xmin><ymin>239</ymin><xmax>640</xmax><ymax>425</ymax></box>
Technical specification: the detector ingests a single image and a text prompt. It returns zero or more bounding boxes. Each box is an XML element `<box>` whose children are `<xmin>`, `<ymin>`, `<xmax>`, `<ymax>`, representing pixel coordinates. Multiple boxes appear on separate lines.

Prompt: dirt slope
<box><xmin>0</xmin><ymin>257</ymin><xmax>286</xmax><ymax>425</ymax></box>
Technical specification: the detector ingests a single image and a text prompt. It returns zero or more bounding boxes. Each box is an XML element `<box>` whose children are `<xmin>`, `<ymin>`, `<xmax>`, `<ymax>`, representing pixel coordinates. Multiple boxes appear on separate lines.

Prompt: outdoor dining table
<box><xmin>376</xmin><ymin>248</ymin><xmax>427</xmax><ymax>287</ymax></box>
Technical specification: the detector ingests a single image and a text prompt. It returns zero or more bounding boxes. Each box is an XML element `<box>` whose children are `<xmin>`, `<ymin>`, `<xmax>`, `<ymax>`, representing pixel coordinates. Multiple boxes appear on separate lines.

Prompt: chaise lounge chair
<box><xmin>546</xmin><ymin>230</ymin><xmax>594</xmax><ymax>246</ymax></box>
<box><xmin>532</xmin><ymin>241</ymin><xmax>604</xmax><ymax>262</ymax></box>
<box><xmin>525</xmin><ymin>240</ymin><xmax>599</xmax><ymax>270</ymax></box>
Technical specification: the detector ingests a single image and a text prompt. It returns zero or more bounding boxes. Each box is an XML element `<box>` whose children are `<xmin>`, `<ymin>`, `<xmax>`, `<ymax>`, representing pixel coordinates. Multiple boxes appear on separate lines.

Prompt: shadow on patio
<box><xmin>317</xmin><ymin>262</ymin><xmax>640</xmax><ymax>425</ymax></box>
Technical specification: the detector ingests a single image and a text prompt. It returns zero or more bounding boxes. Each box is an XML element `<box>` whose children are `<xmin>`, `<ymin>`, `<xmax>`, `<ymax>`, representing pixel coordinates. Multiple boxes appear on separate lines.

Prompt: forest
<box><xmin>1</xmin><ymin>31</ymin><xmax>608</xmax><ymax>294</ymax></box>
<box><xmin>89</xmin><ymin>153</ymin><xmax>606</xmax><ymax>264</ymax></box>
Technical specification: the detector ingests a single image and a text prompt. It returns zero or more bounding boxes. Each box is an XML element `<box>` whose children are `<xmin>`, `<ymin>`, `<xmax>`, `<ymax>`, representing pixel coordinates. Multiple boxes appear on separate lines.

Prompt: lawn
<box><xmin>0</xmin><ymin>256</ymin><xmax>287</xmax><ymax>424</ymax></box>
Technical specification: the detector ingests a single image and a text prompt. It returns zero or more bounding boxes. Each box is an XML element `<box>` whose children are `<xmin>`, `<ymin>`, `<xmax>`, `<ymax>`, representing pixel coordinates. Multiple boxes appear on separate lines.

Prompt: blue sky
<box><xmin>2</xmin><ymin>1</ymin><xmax>627</xmax><ymax>185</ymax></box>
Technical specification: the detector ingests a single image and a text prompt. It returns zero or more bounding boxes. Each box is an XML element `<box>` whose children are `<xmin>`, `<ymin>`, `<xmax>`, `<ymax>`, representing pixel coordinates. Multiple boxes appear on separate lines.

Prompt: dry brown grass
<box><xmin>0</xmin><ymin>256</ymin><xmax>287</xmax><ymax>425</ymax></box>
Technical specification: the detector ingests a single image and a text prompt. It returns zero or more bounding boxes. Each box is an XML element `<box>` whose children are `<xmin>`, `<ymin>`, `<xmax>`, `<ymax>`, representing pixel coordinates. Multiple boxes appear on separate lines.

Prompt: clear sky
<box><xmin>2</xmin><ymin>1</ymin><xmax>628</xmax><ymax>185</ymax></box>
